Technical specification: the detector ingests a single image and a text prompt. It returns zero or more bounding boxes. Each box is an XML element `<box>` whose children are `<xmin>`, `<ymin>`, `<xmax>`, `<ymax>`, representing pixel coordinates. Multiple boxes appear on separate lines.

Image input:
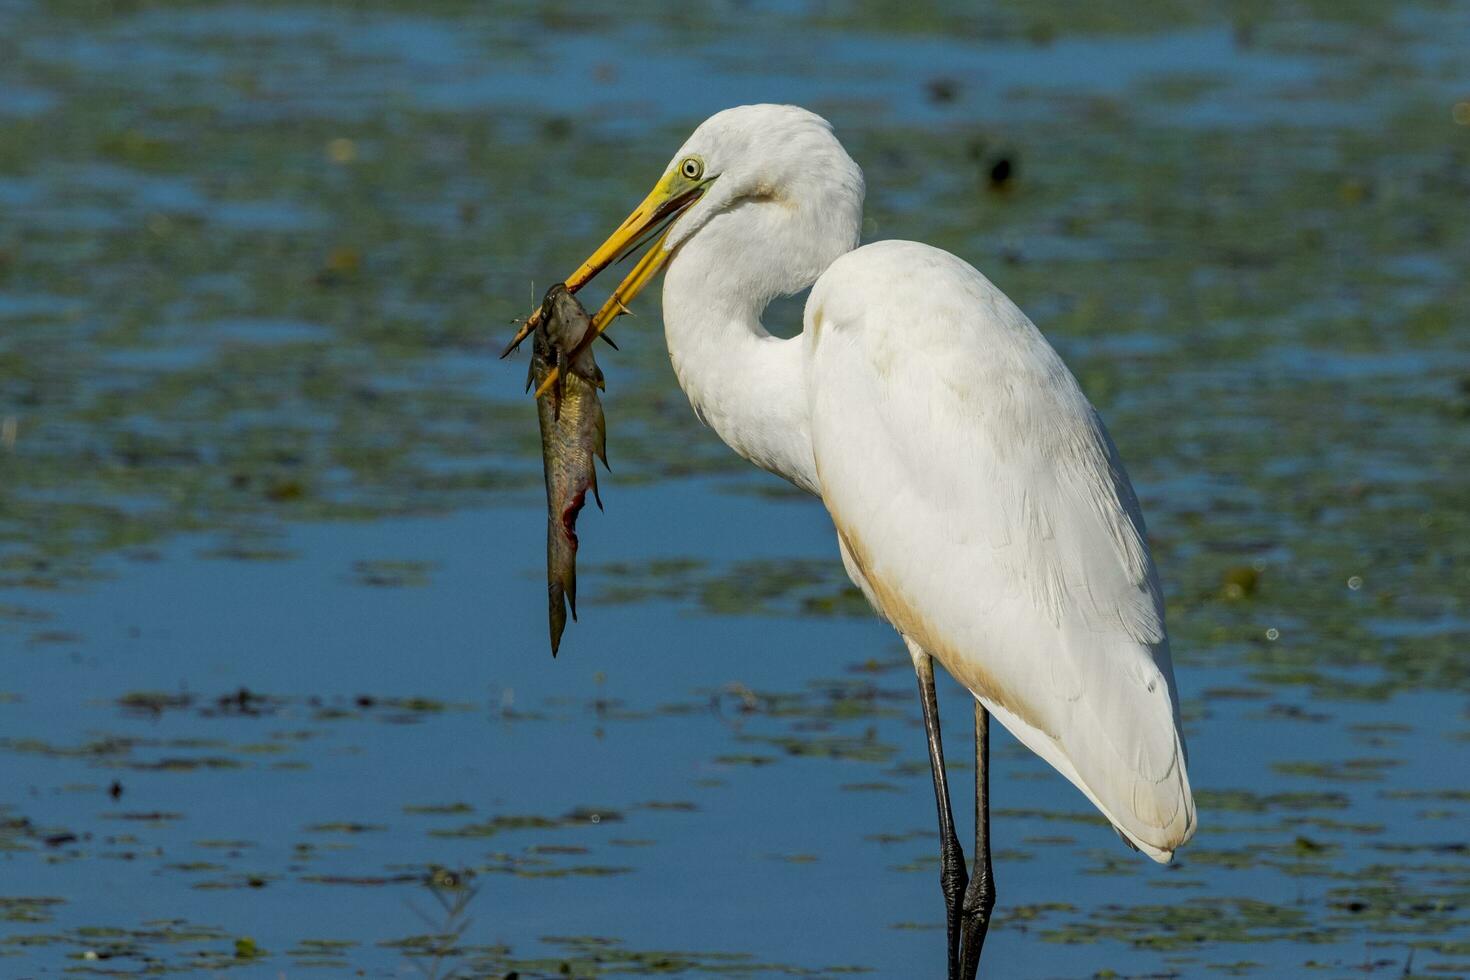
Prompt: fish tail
<box><xmin>546</xmin><ymin>519</ymin><xmax>569</xmax><ymax>657</ymax></box>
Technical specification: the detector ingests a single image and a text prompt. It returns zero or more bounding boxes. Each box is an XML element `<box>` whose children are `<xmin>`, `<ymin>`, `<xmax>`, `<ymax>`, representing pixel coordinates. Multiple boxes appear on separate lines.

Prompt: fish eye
<box><xmin>680</xmin><ymin>157</ymin><xmax>703</xmax><ymax>180</ymax></box>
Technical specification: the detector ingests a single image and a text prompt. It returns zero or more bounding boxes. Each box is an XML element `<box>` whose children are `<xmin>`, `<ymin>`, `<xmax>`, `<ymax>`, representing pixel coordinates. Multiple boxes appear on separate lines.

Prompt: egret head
<box><xmin>554</xmin><ymin>104</ymin><xmax>865</xmax><ymax>336</ymax></box>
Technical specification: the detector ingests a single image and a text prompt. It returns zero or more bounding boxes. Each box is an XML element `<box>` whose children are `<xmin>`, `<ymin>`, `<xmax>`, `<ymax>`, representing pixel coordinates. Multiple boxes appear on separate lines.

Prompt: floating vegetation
<box><xmin>1271</xmin><ymin>758</ymin><xmax>1404</xmax><ymax>783</ymax></box>
<box><xmin>430</xmin><ymin>807</ymin><xmax>625</xmax><ymax>842</ymax></box>
<box><xmin>590</xmin><ymin>558</ymin><xmax>871</xmax><ymax>618</ymax></box>
<box><xmin>348</xmin><ymin>559</ymin><xmax>437</xmax><ymax>589</ymax></box>
<box><xmin>0</xmin><ymin>897</ymin><xmax>64</xmax><ymax>924</ymax></box>
<box><xmin>304</xmin><ymin>822</ymin><xmax>386</xmax><ymax>835</ymax></box>
<box><xmin>450</xmin><ymin>933</ymin><xmax>874</xmax><ymax>978</ymax></box>
<box><xmin>403</xmin><ymin>802</ymin><xmax>475</xmax><ymax>816</ymax></box>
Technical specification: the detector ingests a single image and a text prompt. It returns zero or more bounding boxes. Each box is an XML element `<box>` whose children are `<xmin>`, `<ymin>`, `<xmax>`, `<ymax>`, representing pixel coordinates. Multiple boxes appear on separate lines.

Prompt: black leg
<box><xmin>958</xmin><ymin>702</ymin><xmax>996</xmax><ymax>979</ymax></box>
<box><xmin>913</xmin><ymin>650</ymin><xmax>967</xmax><ymax>980</ymax></box>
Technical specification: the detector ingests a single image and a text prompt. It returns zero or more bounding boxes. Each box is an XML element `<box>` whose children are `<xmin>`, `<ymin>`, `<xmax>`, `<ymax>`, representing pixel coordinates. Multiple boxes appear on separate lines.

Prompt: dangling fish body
<box><xmin>528</xmin><ymin>284</ymin><xmax>607</xmax><ymax>656</ymax></box>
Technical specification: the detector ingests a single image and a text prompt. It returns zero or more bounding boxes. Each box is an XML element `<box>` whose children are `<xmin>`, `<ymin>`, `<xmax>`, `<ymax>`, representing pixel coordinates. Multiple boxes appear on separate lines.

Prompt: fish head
<box><xmin>538</xmin><ymin>283</ymin><xmax>593</xmax><ymax>351</ymax></box>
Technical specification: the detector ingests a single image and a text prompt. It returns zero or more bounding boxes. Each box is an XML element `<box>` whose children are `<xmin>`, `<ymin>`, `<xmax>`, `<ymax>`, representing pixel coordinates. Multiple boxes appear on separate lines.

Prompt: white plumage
<box><xmin>551</xmin><ymin>102</ymin><xmax>1196</xmax><ymax>971</ymax></box>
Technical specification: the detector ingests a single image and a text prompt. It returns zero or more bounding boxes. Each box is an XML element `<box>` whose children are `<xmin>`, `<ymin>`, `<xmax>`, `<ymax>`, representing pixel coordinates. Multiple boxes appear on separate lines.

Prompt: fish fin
<box><xmin>590</xmin><ymin>468</ymin><xmax>602</xmax><ymax>511</ymax></box>
<box><xmin>595</xmin><ymin>408</ymin><xmax>609</xmax><ymax>469</ymax></box>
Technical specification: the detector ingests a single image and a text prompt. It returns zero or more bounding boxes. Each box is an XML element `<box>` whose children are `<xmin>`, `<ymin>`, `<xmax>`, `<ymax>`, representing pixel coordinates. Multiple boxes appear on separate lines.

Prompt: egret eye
<box><xmin>680</xmin><ymin>157</ymin><xmax>703</xmax><ymax>180</ymax></box>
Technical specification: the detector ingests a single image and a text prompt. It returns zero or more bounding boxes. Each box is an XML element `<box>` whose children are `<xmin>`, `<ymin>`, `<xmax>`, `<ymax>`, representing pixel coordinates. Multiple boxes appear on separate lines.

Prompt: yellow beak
<box><xmin>502</xmin><ymin>167</ymin><xmax>710</xmax><ymax>391</ymax></box>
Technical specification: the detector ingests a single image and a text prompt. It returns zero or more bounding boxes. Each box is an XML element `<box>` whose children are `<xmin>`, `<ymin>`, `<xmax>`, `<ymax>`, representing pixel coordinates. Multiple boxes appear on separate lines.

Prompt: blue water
<box><xmin>2</xmin><ymin>476</ymin><xmax>1463</xmax><ymax>976</ymax></box>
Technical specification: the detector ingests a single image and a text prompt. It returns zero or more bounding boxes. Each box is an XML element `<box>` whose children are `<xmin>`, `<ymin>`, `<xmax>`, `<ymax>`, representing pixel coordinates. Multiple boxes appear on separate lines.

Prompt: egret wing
<box><xmin>805</xmin><ymin>241</ymin><xmax>1195</xmax><ymax>859</ymax></box>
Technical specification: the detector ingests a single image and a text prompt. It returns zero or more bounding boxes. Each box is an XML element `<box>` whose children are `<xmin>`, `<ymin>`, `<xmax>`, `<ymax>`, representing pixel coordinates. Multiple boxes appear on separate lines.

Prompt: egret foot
<box><xmin>958</xmin><ymin>702</ymin><xmax>995</xmax><ymax>979</ymax></box>
<box><xmin>939</xmin><ymin>824</ymin><xmax>969</xmax><ymax>979</ymax></box>
<box><xmin>958</xmin><ymin>869</ymin><xmax>995</xmax><ymax>978</ymax></box>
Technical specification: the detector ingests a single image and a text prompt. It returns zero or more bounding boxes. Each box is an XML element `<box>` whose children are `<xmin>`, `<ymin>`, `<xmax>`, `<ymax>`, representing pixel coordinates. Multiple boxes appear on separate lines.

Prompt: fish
<box><xmin>528</xmin><ymin>283</ymin><xmax>607</xmax><ymax>656</ymax></box>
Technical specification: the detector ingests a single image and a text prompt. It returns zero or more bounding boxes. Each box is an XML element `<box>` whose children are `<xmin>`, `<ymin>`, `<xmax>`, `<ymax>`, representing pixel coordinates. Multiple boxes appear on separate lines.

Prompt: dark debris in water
<box><xmin>430</xmin><ymin>807</ymin><xmax>624</xmax><ymax>841</ymax></box>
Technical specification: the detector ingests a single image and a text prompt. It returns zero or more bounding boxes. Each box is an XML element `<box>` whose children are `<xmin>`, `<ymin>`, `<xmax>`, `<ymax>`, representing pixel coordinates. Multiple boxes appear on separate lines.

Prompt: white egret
<box><xmin>510</xmin><ymin>104</ymin><xmax>1196</xmax><ymax>977</ymax></box>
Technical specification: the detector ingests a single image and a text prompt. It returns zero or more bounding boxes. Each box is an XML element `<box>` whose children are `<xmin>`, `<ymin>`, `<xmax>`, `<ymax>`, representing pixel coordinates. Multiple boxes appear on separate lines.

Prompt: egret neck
<box><xmin>660</xmin><ymin>239</ymin><xmax>822</xmax><ymax>495</ymax></box>
<box><xmin>658</xmin><ymin>162</ymin><xmax>862</xmax><ymax>495</ymax></box>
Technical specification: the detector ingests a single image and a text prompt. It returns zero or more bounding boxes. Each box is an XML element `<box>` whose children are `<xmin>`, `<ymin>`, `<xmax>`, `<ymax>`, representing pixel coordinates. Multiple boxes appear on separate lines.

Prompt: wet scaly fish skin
<box><xmin>529</xmin><ymin>284</ymin><xmax>607</xmax><ymax>656</ymax></box>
